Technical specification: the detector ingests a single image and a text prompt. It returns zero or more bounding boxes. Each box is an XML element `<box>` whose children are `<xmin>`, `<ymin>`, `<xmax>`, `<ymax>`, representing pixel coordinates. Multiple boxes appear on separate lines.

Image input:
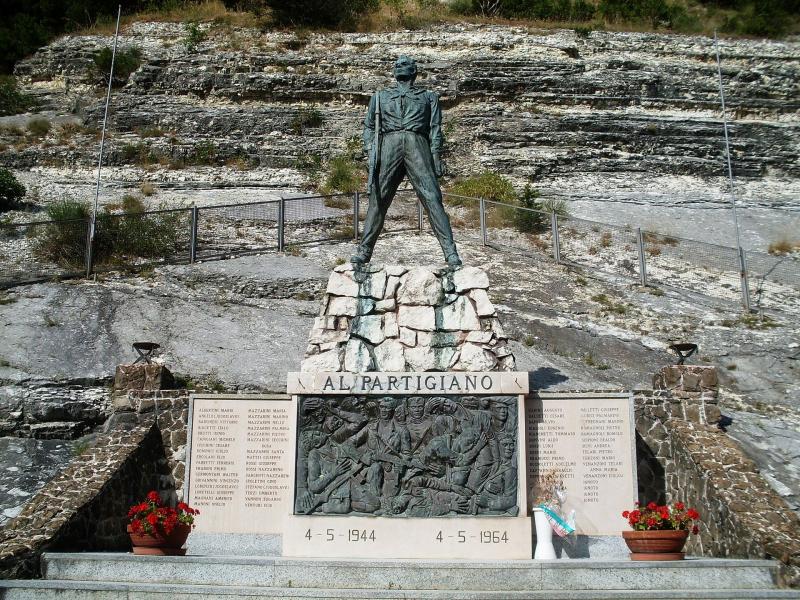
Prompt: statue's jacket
<box><xmin>363</xmin><ymin>85</ymin><xmax>443</xmax><ymax>156</ymax></box>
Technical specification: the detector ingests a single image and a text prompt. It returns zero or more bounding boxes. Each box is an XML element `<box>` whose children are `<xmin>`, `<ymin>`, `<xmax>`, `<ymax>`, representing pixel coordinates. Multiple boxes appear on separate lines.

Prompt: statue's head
<box><xmin>394</xmin><ymin>55</ymin><xmax>417</xmax><ymax>83</ymax></box>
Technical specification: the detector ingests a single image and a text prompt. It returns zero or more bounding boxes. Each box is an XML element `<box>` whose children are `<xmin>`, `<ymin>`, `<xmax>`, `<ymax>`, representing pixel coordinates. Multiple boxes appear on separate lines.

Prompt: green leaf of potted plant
<box><xmin>622</xmin><ymin>501</ymin><xmax>700</xmax><ymax>561</ymax></box>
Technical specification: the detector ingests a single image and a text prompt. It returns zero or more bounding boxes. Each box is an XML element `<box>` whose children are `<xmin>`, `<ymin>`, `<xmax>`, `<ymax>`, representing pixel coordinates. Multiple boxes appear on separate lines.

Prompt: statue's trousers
<box><xmin>360</xmin><ymin>131</ymin><xmax>458</xmax><ymax>260</ymax></box>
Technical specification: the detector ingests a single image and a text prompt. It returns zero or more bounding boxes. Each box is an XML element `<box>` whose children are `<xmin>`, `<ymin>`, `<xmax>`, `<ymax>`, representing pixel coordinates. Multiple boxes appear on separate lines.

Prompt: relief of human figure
<box><xmin>295</xmin><ymin>395</ymin><xmax>518</xmax><ymax>517</ymax></box>
<box><xmin>349</xmin><ymin>397</ymin><xmax>411</xmax><ymax>512</ymax></box>
<box><xmin>474</xmin><ymin>434</ymin><xmax>519</xmax><ymax>515</ymax></box>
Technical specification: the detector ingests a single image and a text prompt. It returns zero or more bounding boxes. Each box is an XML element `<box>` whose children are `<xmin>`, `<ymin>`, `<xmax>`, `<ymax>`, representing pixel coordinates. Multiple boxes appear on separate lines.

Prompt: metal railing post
<box><xmin>739</xmin><ymin>246</ymin><xmax>751</xmax><ymax>312</ymax></box>
<box><xmin>637</xmin><ymin>227</ymin><xmax>647</xmax><ymax>286</ymax></box>
<box><xmin>189</xmin><ymin>206</ymin><xmax>199</xmax><ymax>264</ymax></box>
<box><xmin>353</xmin><ymin>192</ymin><xmax>360</xmax><ymax>242</ymax></box>
<box><xmin>85</xmin><ymin>219</ymin><xmax>95</xmax><ymax>278</ymax></box>
<box><xmin>551</xmin><ymin>211</ymin><xmax>561</xmax><ymax>263</ymax></box>
<box><xmin>479</xmin><ymin>198</ymin><xmax>487</xmax><ymax>246</ymax></box>
<box><xmin>277</xmin><ymin>195</ymin><xmax>285</xmax><ymax>252</ymax></box>
<box><xmin>417</xmin><ymin>200</ymin><xmax>423</xmax><ymax>231</ymax></box>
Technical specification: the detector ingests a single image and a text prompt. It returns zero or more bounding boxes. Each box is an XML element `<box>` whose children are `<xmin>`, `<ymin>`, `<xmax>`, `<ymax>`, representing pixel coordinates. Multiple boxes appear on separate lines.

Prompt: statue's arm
<box><xmin>363</xmin><ymin>92</ymin><xmax>378</xmax><ymax>154</ymax></box>
<box><xmin>428</xmin><ymin>91</ymin><xmax>442</xmax><ymax>156</ymax></box>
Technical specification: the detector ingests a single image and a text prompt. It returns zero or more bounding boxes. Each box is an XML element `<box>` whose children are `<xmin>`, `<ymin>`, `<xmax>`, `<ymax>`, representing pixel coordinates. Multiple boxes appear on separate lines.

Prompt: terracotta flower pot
<box><xmin>622</xmin><ymin>529</ymin><xmax>689</xmax><ymax>561</ymax></box>
<box><xmin>127</xmin><ymin>523</ymin><xmax>191</xmax><ymax>556</ymax></box>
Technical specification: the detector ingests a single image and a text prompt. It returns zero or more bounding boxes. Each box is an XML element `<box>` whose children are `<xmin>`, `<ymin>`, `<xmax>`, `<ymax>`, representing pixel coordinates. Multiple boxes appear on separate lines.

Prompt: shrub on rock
<box><xmin>0</xmin><ymin>168</ymin><xmax>25</xmax><ymax>212</ymax></box>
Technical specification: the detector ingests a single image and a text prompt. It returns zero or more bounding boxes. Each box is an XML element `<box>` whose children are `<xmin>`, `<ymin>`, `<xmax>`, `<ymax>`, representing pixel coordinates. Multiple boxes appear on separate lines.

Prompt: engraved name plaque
<box><xmin>525</xmin><ymin>392</ymin><xmax>637</xmax><ymax>535</ymax></box>
<box><xmin>186</xmin><ymin>394</ymin><xmax>296</xmax><ymax>534</ymax></box>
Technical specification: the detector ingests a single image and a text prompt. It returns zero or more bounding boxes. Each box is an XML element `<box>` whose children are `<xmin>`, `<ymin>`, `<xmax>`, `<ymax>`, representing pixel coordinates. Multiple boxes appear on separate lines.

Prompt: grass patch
<box><xmin>27</xmin><ymin>118</ymin><xmax>51</xmax><ymax>137</ymax></box>
<box><xmin>721</xmin><ymin>313</ymin><xmax>780</xmax><ymax>330</ymax></box>
<box><xmin>591</xmin><ymin>293</ymin><xmax>627</xmax><ymax>314</ymax></box>
<box><xmin>583</xmin><ymin>352</ymin><xmax>610</xmax><ymax>370</ymax></box>
<box><xmin>321</xmin><ymin>154</ymin><xmax>364</xmax><ymax>195</ymax></box>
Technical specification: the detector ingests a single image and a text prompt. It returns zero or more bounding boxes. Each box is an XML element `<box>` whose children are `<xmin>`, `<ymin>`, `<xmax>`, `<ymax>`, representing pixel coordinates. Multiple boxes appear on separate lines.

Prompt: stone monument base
<box><xmin>283</xmin><ymin>516</ymin><xmax>533</xmax><ymax>560</ymax></box>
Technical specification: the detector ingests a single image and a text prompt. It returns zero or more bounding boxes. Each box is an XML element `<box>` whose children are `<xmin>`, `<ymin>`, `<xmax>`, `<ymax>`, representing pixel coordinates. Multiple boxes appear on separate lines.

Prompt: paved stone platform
<box><xmin>0</xmin><ymin>553</ymin><xmax>797</xmax><ymax>599</ymax></box>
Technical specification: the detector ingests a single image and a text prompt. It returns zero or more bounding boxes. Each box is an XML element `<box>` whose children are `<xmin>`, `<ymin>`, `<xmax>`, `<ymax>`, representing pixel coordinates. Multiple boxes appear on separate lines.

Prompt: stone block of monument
<box><xmin>302</xmin><ymin>263</ymin><xmax>514</xmax><ymax>374</ymax></box>
<box><xmin>113</xmin><ymin>363</ymin><xmax>174</xmax><ymax>392</ymax></box>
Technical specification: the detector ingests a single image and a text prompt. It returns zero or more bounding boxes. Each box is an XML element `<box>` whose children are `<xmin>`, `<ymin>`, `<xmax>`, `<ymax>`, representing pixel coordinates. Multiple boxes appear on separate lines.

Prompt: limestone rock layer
<box><xmin>301</xmin><ymin>264</ymin><xmax>514</xmax><ymax>373</ymax></box>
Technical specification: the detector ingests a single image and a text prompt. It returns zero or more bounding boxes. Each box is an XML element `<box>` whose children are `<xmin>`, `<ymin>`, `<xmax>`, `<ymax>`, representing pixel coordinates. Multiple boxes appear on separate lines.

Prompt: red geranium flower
<box><xmin>623</xmin><ymin>501</ymin><xmax>701</xmax><ymax>533</ymax></box>
<box><xmin>127</xmin><ymin>493</ymin><xmax>198</xmax><ymax>537</ymax></box>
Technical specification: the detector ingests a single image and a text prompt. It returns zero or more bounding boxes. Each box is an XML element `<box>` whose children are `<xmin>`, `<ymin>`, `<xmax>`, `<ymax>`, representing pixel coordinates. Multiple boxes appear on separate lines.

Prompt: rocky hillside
<box><xmin>0</xmin><ymin>22</ymin><xmax>798</xmax><ymax>527</ymax></box>
<box><xmin>2</xmin><ymin>22</ymin><xmax>799</xmax><ymax>249</ymax></box>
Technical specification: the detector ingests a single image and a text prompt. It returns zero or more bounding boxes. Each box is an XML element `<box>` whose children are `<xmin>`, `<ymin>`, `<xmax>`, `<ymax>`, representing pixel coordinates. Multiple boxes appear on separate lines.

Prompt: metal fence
<box><xmin>2</xmin><ymin>191</ymin><xmax>798</xmax><ymax>313</ymax></box>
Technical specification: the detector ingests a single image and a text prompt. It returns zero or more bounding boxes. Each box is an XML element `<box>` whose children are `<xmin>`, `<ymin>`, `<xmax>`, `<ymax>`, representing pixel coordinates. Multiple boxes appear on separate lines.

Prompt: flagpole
<box><xmin>86</xmin><ymin>4</ymin><xmax>122</xmax><ymax>277</ymax></box>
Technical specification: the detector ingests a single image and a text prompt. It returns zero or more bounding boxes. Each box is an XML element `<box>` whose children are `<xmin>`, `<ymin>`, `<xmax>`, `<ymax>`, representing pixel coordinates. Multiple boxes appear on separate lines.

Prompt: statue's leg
<box><xmin>404</xmin><ymin>133</ymin><xmax>461</xmax><ymax>266</ymax></box>
<box><xmin>354</xmin><ymin>133</ymin><xmax>406</xmax><ymax>263</ymax></box>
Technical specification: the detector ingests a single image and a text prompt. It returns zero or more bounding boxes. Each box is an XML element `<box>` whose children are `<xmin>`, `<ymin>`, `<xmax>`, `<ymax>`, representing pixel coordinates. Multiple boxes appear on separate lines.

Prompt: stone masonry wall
<box><xmin>303</xmin><ymin>264</ymin><xmax>515</xmax><ymax>373</ymax></box>
<box><xmin>0</xmin><ymin>422</ymin><xmax>171</xmax><ymax>579</ymax></box>
<box><xmin>112</xmin><ymin>390</ymin><xmax>191</xmax><ymax>501</ymax></box>
<box><xmin>636</xmin><ymin>365</ymin><xmax>800</xmax><ymax>588</ymax></box>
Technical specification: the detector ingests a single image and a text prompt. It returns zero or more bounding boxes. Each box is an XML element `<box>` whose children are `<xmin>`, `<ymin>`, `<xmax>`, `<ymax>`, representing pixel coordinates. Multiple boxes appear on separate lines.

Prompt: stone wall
<box><xmin>635</xmin><ymin>365</ymin><xmax>800</xmax><ymax>587</ymax></box>
<box><xmin>303</xmin><ymin>264</ymin><xmax>515</xmax><ymax>373</ymax></box>
<box><xmin>112</xmin><ymin>390</ymin><xmax>190</xmax><ymax>501</ymax></box>
<box><xmin>0</xmin><ymin>422</ymin><xmax>171</xmax><ymax>579</ymax></box>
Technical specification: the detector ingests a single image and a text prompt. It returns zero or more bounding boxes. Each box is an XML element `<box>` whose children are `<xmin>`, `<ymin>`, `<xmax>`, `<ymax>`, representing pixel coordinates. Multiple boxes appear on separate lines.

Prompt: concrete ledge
<box><xmin>1</xmin><ymin>579</ymin><xmax>799</xmax><ymax>600</ymax></box>
<box><xmin>42</xmin><ymin>553</ymin><xmax>780</xmax><ymax>591</ymax></box>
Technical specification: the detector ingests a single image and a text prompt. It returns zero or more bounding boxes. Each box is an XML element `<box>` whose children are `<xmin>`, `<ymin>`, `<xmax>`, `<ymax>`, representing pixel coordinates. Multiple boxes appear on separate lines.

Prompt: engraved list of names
<box><xmin>188</xmin><ymin>396</ymin><xmax>295</xmax><ymax>534</ymax></box>
<box><xmin>525</xmin><ymin>393</ymin><xmax>636</xmax><ymax>535</ymax></box>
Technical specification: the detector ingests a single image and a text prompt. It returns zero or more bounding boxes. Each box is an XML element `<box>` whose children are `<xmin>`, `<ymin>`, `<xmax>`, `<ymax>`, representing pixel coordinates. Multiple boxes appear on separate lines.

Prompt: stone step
<box><xmin>39</xmin><ymin>553</ymin><xmax>781</xmax><ymax>592</ymax></box>
<box><xmin>1</xmin><ymin>580</ymin><xmax>799</xmax><ymax>600</ymax></box>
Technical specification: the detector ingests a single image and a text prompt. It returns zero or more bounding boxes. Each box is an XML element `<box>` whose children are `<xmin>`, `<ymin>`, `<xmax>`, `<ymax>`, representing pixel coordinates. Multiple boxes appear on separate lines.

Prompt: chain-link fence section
<box><xmin>557</xmin><ymin>215</ymin><xmax>640</xmax><ymax>281</ymax></box>
<box><xmin>642</xmin><ymin>234</ymin><xmax>743</xmax><ymax>304</ymax></box>
<box><xmin>284</xmin><ymin>194</ymin><xmax>352</xmax><ymax>247</ymax></box>
<box><xmin>3</xmin><ymin>193</ymin><xmax>799</xmax><ymax>315</ymax></box>
<box><xmin>481</xmin><ymin>200</ymin><xmax>554</xmax><ymax>260</ymax></box>
<box><xmin>746</xmin><ymin>250</ymin><xmax>800</xmax><ymax>313</ymax></box>
<box><xmin>0</xmin><ymin>218</ymin><xmax>90</xmax><ymax>286</ymax></box>
<box><xmin>91</xmin><ymin>208</ymin><xmax>192</xmax><ymax>273</ymax></box>
<box><xmin>194</xmin><ymin>201</ymin><xmax>278</xmax><ymax>261</ymax></box>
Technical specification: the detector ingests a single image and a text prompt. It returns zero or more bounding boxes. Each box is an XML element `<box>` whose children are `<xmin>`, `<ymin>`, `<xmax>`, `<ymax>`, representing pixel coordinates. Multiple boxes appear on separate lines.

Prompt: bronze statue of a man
<box><xmin>352</xmin><ymin>55</ymin><xmax>462</xmax><ymax>268</ymax></box>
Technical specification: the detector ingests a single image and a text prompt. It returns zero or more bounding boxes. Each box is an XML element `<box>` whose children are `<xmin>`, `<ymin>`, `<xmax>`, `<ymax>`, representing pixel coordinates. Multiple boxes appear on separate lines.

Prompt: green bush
<box><xmin>447</xmin><ymin>171</ymin><xmax>517</xmax><ymax>205</ymax></box>
<box><xmin>184</xmin><ymin>22</ymin><xmax>207</xmax><ymax>52</ymax></box>
<box><xmin>721</xmin><ymin>2</ymin><xmax>793</xmax><ymax>36</ymax></box>
<box><xmin>321</xmin><ymin>154</ymin><xmax>363</xmax><ymax>195</ymax></box>
<box><xmin>0</xmin><ymin>76</ymin><xmax>35</xmax><ymax>116</ymax></box>
<box><xmin>290</xmin><ymin>107</ymin><xmax>324</xmax><ymax>135</ymax></box>
<box><xmin>499</xmin><ymin>0</ymin><xmax>596</xmax><ymax>20</ymax></box>
<box><xmin>264</xmin><ymin>0</ymin><xmax>380</xmax><ymax>28</ymax></box>
<box><xmin>34</xmin><ymin>198</ymin><xmax>187</xmax><ymax>267</ymax></box>
<box><xmin>515</xmin><ymin>184</ymin><xmax>547</xmax><ymax>233</ymax></box>
<box><xmin>597</xmin><ymin>0</ymin><xmax>687</xmax><ymax>28</ymax></box>
<box><xmin>189</xmin><ymin>141</ymin><xmax>217</xmax><ymax>165</ymax></box>
<box><xmin>92</xmin><ymin>46</ymin><xmax>142</xmax><ymax>87</ymax></box>
<box><xmin>0</xmin><ymin>168</ymin><xmax>26</xmax><ymax>212</ymax></box>
<box><xmin>34</xmin><ymin>200</ymin><xmax>90</xmax><ymax>267</ymax></box>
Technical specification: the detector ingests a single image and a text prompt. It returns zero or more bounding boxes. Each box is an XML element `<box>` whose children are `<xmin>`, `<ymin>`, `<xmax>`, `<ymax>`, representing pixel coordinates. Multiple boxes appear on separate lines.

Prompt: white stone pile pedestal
<box><xmin>302</xmin><ymin>264</ymin><xmax>515</xmax><ymax>373</ymax></box>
